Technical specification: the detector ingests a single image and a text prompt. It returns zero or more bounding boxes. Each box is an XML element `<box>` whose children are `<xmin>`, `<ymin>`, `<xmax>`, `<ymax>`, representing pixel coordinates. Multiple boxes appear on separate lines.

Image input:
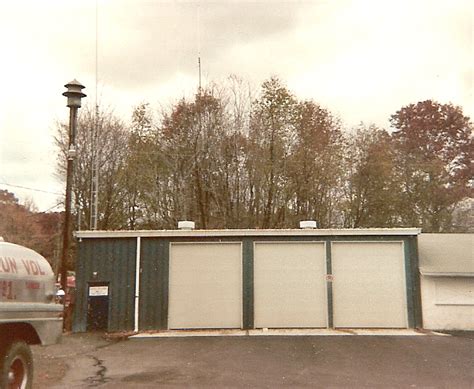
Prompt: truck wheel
<box><xmin>0</xmin><ymin>341</ymin><xmax>33</xmax><ymax>389</ymax></box>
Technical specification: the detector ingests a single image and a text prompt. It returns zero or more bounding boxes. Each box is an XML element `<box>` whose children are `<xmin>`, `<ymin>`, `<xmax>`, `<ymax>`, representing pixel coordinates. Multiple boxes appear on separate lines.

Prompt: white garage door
<box><xmin>254</xmin><ymin>242</ymin><xmax>327</xmax><ymax>328</ymax></box>
<box><xmin>332</xmin><ymin>242</ymin><xmax>407</xmax><ymax>328</ymax></box>
<box><xmin>168</xmin><ymin>243</ymin><xmax>242</xmax><ymax>329</ymax></box>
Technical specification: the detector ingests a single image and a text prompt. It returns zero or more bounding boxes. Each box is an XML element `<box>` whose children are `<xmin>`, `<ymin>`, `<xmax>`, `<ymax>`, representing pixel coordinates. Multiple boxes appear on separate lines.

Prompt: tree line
<box><xmin>0</xmin><ymin>190</ymin><xmax>62</xmax><ymax>268</ymax></box>
<box><xmin>56</xmin><ymin>76</ymin><xmax>473</xmax><ymax>233</ymax></box>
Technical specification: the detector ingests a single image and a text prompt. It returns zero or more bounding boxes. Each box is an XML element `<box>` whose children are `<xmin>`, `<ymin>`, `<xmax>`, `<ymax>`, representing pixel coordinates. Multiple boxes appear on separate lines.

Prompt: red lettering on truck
<box><xmin>0</xmin><ymin>280</ymin><xmax>14</xmax><ymax>300</ymax></box>
<box><xmin>7</xmin><ymin>257</ymin><xmax>18</xmax><ymax>273</ymax></box>
<box><xmin>0</xmin><ymin>257</ymin><xmax>18</xmax><ymax>273</ymax></box>
<box><xmin>0</xmin><ymin>257</ymin><xmax>9</xmax><ymax>273</ymax></box>
<box><xmin>25</xmin><ymin>281</ymin><xmax>40</xmax><ymax>289</ymax></box>
<box><xmin>21</xmin><ymin>259</ymin><xmax>46</xmax><ymax>276</ymax></box>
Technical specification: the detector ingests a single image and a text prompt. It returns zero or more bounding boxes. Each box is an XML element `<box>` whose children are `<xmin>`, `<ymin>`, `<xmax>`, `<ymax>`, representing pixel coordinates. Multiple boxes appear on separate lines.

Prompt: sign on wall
<box><xmin>89</xmin><ymin>285</ymin><xmax>109</xmax><ymax>296</ymax></box>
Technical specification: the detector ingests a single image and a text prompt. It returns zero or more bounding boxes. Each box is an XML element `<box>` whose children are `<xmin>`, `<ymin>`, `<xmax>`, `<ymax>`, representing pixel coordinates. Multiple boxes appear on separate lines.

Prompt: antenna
<box><xmin>198</xmin><ymin>56</ymin><xmax>202</xmax><ymax>94</ymax></box>
<box><xmin>90</xmin><ymin>0</ymin><xmax>99</xmax><ymax>230</ymax></box>
<box><xmin>197</xmin><ymin>2</ymin><xmax>202</xmax><ymax>95</ymax></box>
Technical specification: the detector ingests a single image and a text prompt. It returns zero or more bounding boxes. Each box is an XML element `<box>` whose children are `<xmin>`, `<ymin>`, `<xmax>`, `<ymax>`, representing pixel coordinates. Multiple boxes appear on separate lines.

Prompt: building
<box><xmin>418</xmin><ymin>233</ymin><xmax>474</xmax><ymax>330</ymax></box>
<box><xmin>72</xmin><ymin>227</ymin><xmax>422</xmax><ymax>333</ymax></box>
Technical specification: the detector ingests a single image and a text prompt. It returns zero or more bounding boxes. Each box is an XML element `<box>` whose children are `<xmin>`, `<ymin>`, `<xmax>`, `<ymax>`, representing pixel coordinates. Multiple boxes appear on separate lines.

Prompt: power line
<box><xmin>42</xmin><ymin>201</ymin><xmax>63</xmax><ymax>213</ymax></box>
<box><xmin>0</xmin><ymin>182</ymin><xmax>62</xmax><ymax>196</ymax></box>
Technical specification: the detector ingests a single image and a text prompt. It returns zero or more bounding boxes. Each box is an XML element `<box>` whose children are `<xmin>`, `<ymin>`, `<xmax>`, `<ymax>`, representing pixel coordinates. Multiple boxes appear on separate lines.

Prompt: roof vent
<box><xmin>299</xmin><ymin>220</ymin><xmax>317</xmax><ymax>229</ymax></box>
<box><xmin>178</xmin><ymin>221</ymin><xmax>195</xmax><ymax>230</ymax></box>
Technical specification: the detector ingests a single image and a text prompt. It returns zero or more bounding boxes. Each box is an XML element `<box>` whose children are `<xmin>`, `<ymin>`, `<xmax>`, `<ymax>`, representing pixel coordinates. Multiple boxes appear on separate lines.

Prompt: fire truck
<box><xmin>0</xmin><ymin>240</ymin><xmax>63</xmax><ymax>388</ymax></box>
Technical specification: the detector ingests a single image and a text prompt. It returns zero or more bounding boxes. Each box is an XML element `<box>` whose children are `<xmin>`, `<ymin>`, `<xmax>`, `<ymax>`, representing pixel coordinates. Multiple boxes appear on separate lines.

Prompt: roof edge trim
<box><xmin>75</xmin><ymin>228</ymin><xmax>422</xmax><ymax>239</ymax></box>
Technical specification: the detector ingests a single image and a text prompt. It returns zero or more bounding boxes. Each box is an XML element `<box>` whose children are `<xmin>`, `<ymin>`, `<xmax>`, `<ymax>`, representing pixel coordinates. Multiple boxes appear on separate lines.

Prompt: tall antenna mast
<box><xmin>90</xmin><ymin>0</ymin><xmax>99</xmax><ymax>230</ymax></box>
<box><xmin>197</xmin><ymin>1</ymin><xmax>202</xmax><ymax>95</ymax></box>
<box><xmin>198</xmin><ymin>57</ymin><xmax>201</xmax><ymax>94</ymax></box>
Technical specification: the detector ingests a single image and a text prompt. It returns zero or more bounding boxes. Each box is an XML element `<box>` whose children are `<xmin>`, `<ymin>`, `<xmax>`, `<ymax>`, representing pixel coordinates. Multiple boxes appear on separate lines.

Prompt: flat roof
<box><xmin>419</xmin><ymin>267</ymin><xmax>474</xmax><ymax>277</ymax></box>
<box><xmin>75</xmin><ymin>228</ymin><xmax>421</xmax><ymax>239</ymax></box>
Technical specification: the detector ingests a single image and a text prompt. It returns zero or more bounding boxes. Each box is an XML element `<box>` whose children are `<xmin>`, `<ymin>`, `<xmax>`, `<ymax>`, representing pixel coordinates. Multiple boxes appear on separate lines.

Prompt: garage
<box><xmin>332</xmin><ymin>242</ymin><xmax>408</xmax><ymax>328</ymax></box>
<box><xmin>254</xmin><ymin>242</ymin><xmax>327</xmax><ymax>328</ymax></box>
<box><xmin>168</xmin><ymin>242</ymin><xmax>242</xmax><ymax>329</ymax></box>
<box><xmin>73</xmin><ymin>228</ymin><xmax>422</xmax><ymax>332</ymax></box>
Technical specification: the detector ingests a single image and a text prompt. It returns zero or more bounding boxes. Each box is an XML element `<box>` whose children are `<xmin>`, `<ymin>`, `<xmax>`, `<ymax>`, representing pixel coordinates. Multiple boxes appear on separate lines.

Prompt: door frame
<box><xmin>87</xmin><ymin>281</ymin><xmax>110</xmax><ymax>331</ymax></box>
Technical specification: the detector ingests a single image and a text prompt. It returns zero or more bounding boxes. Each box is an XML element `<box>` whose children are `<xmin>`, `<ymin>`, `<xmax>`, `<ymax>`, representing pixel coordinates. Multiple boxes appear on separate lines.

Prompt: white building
<box><xmin>419</xmin><ymin>234</ymin><xmax>474</xmax><ymax>330</ymax></box>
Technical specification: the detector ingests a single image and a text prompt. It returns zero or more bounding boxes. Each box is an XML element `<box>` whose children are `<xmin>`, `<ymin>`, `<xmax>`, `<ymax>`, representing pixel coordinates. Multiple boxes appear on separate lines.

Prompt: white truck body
<box><xmin>0</xmin><ymin>241</ymin><xmax>63</xmax><ymax>387</ymax></box>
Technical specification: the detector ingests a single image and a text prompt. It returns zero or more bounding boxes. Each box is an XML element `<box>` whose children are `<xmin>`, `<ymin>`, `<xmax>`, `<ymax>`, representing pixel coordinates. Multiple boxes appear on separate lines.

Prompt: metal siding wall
<box><xmin>408</xmin><ymin>236</ymin><xmax>422</xmax><ymax>328</ymax></box>
<box><xmin>242</xmin><ymin>238</ymin><xmax>254</xmax><ymax>329</ymax></box>
<box><xmin>325</xmin><ymin>239</ymin><xmax>334</xmax><ymax>328</ymax></box>
<box><xmin>139</xmin><ymin>239</ymin><xmax>169</xmax><ymax>330</ymax></box>
<box><xmin>111</xmin><ymin>239</ymin><xmax>136</xmax><ymax>331</ymax></box>
<box><xmin>73</xmin><ymin>238</ymin><xmax>136</xmax><ymax>332</ymax></box>
<box><xmin>75</xmin><ymin>233</ymin><xmax>420</xmax><ymax>332</ymax></box>
<box><xmin>73</xmin><ymin>240</ymin><xmax>89</xmax><ymax>332</ymax></box>
<box><xmin>403</xmin><ymin>238</ymin><xmax>415</xmax><ymax>328</ymax></box>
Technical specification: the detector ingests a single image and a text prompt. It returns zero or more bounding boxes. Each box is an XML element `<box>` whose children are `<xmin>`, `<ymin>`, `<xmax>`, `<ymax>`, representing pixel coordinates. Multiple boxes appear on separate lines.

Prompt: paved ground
<box><xmin>32</xmin><ymin>332</ymin><xmax>474</xmax><ymax>388</ymax></box>
<box><xmin>31</xmin><ymin>332</ymin><xmax>111</xmax><ymax>388</ymax></box>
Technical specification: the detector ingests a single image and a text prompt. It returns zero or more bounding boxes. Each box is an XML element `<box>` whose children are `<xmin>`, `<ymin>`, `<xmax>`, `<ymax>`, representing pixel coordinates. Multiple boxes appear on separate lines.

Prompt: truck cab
<box><xmin>0</xmin><ymin>241</ymin><xmax>63</xmax><ymax>388</ymax></box>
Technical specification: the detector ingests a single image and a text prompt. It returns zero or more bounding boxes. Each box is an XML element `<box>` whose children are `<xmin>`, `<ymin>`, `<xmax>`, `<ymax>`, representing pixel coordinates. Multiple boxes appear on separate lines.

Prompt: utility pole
<box><xmin>60</xmin><ymin>80</ymin><xmax>86</xmax><ymax>293</ymax></box>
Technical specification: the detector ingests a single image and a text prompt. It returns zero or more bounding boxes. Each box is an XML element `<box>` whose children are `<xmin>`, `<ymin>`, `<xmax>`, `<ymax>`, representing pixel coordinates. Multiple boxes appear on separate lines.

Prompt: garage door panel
<box><xmin>254</xmin><ymin>242</ymin><xmax>327</xmax><ymax>328</ymax></box>
<box><xmin>332</xmin><ymin>242</ymin><xmax>407</xmax><ymax>328</ymax></box>
<box><xmin>169</xmin><ymin>243</ymin><xmax>242</xmax><ymax>329</ymax></box>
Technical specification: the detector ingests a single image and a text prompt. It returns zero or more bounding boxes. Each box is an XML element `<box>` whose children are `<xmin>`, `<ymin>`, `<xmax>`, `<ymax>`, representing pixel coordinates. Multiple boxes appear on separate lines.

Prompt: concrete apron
<box><xmin>130</xmin><ymin>328</ymin><xmax>449</xmax><ymax>338</ymax></box>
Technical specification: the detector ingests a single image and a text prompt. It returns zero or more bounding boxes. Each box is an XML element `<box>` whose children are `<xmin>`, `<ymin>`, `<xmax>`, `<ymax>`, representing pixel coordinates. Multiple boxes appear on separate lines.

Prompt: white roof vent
<box><xmin>299</xmin><ymin>220</ymin><xmax>317</xmax><ymax>229</ymax></box>
<box><xmin>178</xmin><ymin>221</ymin><xmax>195</xmax><ymax>230</ymax></box>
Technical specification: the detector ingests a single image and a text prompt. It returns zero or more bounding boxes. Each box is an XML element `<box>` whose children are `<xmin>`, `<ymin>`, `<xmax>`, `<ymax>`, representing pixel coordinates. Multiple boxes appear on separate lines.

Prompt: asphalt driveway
<box><xmin>34</xmin><ymin>332</ymin><xmax>474</xmax><ymax>388</ymax></box>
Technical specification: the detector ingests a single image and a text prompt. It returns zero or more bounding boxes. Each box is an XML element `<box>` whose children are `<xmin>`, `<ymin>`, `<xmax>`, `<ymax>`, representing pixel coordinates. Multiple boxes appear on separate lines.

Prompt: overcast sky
<box><xmin>0</xmin><ymin>0</ymin><xmax>472</xmax><ymax>212</ymax></box>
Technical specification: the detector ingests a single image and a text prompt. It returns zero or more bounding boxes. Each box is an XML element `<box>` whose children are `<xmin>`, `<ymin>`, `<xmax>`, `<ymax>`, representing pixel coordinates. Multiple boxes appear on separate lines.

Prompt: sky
<box><xmin>0</xmin><ymin>0</ymin><xmax>472</xmax><ymax>212</ymax></box>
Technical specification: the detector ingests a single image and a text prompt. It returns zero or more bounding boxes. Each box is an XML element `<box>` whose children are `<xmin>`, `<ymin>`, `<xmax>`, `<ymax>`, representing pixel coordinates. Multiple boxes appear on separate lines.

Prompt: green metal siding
<box><xmin>139</xmin><ymin>239</ymin><xmax>169</xmax><ymax>330</ymax></box>
<box><xmin>407</xmin><ymin>236</ymin><xmax>423</xmax><ymax>328</ymax></box>
<box><xmin>73</xmin><ymin>238</ymin><xmax>136</xmax><ymax>332</ymax></box>
<box><xmin>242</xmin><ymin>238</ymin><xmax>254</xmax><ymax>329</ymax></box>
<box><xmin>74</xmin><ymin>233</ymin><xmax>422</xmax><ymax>332</ymax></box>
<box><xmin>325</xmin><ymin>240</ymin><xmax>334</xmax><ymax>328</ymax></box>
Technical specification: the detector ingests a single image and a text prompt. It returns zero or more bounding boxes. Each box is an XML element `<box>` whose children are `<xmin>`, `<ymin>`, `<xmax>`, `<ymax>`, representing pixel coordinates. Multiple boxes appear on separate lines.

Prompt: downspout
<box><xmin>134</xmin><ymin>236</ymin><xmax>141</xmax><ymax>332</ymax></box>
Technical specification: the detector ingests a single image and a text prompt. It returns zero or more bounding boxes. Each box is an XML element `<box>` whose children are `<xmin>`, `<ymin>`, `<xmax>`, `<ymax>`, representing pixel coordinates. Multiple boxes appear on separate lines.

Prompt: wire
<box><xmin>96</xmin><ymin>0</ymin><xmax>99</xmax><ymax>113</ymax></box>
<box><xmin>0</xmin><ymin>182</ymin><xmax>62</xmax><ymax>196</ymax></box>
<box><xmin>39</xmin><ymin>201</ymin><xmax>64</xmax><ymax>213</ymax></box>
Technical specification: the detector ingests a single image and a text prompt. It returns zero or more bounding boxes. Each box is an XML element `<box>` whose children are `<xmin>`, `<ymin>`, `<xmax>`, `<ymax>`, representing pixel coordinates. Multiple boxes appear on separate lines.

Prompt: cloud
<box><xmin>88</xmin><ymin>1</ymin><xmax>305</xmax><ymax>90</ymax></box>
<box><xmin>1</xmin><ymin>0</ymin><xmax>472</xmax><ymax>210</ymax></box>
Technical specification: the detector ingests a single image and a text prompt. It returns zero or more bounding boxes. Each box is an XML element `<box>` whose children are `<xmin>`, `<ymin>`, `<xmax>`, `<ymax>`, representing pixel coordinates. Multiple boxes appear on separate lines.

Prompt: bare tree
<box><xmin>248</xmin><ymin>77</ymin><xmax>298</xmax><ymax>228</ymax></box>
<box><xmin>288</xmin><ymin>101</ymin><xmax>345</xmax><ymax>227</ymax></box>
<box><xmin>340</xmin><ymin>125</ymin><xmax>399</xmax><ymax>228</ymax></box>
<box><xmin>55</xmin><ymin>105</ymin><xmax>129</xmax><ymax>230</ymax></box>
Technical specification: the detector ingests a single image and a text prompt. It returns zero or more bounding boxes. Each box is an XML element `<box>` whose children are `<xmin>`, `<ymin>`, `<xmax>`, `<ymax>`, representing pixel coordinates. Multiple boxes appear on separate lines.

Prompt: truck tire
<box><xmin>0</xmin><ymin>341</ymin><xmax>33</xmax><ymax>389</ymax></box>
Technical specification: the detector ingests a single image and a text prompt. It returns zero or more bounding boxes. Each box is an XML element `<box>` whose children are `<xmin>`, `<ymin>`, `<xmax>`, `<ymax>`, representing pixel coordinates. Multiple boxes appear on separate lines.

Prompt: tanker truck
<box><xmin>0</xmin><ymin>240</ymin><xmax>63</xmax><ymax>388</ymax></box>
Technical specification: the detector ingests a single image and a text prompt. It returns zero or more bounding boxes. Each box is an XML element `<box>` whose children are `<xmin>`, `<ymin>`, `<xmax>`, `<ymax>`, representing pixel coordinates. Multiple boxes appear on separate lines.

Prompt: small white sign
<box><xmin>89</xmin><ymin>286</ymin><xmax>109</xmax><ymax>296</ymax></box>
